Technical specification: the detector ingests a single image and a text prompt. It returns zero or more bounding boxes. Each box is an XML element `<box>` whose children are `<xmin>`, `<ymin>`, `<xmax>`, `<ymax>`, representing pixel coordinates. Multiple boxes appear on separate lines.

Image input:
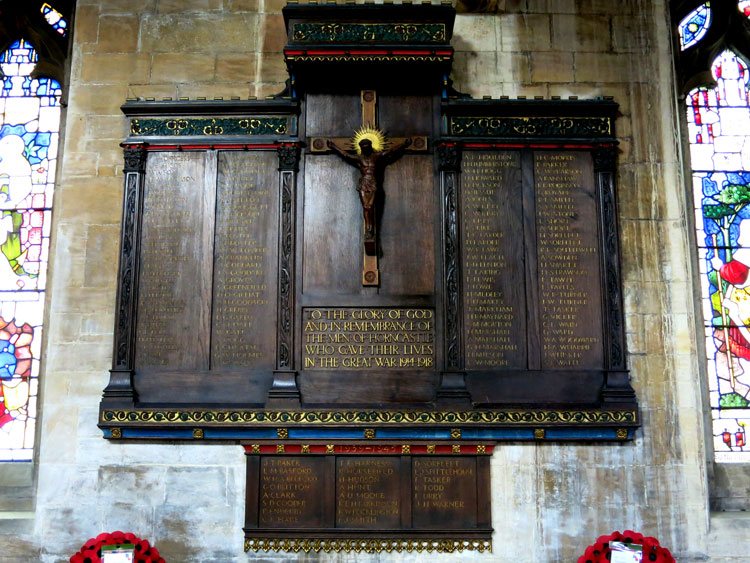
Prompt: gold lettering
<box><xmin>302</xmin><ymin>308</ymin><xmax>435</xmax><ymax>370</ymax></box>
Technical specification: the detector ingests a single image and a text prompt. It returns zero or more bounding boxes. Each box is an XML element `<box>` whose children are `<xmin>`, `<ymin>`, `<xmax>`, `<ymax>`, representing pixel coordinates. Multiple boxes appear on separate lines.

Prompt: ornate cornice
<box><xmin>284</xmin><ymin>54</ymin><xmax>452</xmax><ymax>64</ymax></box>
<box><xmin>101</xmin><ymin>409</ymin><xmax>637</xmax><ymax>425</ymax></box>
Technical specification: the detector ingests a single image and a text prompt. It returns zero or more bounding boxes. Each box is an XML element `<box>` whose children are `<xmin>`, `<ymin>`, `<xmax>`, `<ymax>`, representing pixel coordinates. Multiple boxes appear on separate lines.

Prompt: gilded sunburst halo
<box><xmin>351</xmin><ymin>126</ymin><xmax>388</xmax><ymax>154</ymax></box>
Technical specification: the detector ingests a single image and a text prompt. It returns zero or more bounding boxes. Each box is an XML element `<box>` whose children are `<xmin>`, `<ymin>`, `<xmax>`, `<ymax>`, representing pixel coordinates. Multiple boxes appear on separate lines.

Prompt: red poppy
<box><xmin>622</xmin><ymin>530</ymin><xmax>644</xmax><ymax>544</ymax></box>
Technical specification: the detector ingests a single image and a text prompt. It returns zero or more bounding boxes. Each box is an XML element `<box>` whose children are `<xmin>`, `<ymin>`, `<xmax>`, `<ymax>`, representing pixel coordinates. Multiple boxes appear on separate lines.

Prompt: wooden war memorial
<box><xmin>98</xmin><ymin>3</ymin><xmax>639</xmax><ymax>553</ymax></box>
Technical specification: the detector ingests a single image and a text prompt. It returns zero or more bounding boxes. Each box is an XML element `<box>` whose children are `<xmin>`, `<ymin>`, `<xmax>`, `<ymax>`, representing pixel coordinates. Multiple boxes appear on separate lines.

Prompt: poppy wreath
<box><xmin>70</xmin><ymin>531</ymin><xmax>165</xmax><ymax>563</ymax></box>
<box><xmin>577</xmin><ymin>530</ymin><xmax>675</xmax><ymax>563</ymax></box>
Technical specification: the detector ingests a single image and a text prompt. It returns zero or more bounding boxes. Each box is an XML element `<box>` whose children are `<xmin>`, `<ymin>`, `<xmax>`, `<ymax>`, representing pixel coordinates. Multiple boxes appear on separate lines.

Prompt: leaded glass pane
<box><xmin>0</xmin><ymin>40</ymin><xmax>59</xmax><ymax>461</ymax></box>
<box><xmin>689</xmin><ymin>50</ymin><xmax>750</xmax><ymax>461</ymax></box>
<box><xmin>0</xmin><ymin>293</ymin><xmax>43</xmax><ymax>461</ymax></box>
<box><xmin>40</xmin><ymin>3</ymin><xmax>67</xmax><ymax>37</ymax></box>
<box><xmin>679</xmin><ymin>2</ymin><xmax>712</xmax><ymax>50</ymax></box>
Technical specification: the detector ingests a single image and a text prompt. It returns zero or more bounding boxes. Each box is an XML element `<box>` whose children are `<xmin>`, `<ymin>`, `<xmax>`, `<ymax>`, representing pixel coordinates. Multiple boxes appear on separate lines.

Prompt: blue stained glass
<box><xmin>40</xmin><ymin>4</ymin><xmax>67</xmax><ymax>37</ymax></box>
<box><xmin>679</xmin><ymin>3</ymin><xmax>712</xmax><ymax>50</ymax></box>
<box><xmin>0</xmin><ymin>39</ymin><xmax>59</xmax><ymax>461</ymax></box>
<box><xmin>0</xmin><ymin>341</ymin><xmax>17</xmax><ymax>380</ymax></box>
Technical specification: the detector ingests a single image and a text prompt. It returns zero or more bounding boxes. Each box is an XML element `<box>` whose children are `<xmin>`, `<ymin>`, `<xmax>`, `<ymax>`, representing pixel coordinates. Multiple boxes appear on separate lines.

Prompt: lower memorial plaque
<box><xmin>244</xmin><ymin>443</ymin><xmax>493</xmax><ymax>553</ymax></box>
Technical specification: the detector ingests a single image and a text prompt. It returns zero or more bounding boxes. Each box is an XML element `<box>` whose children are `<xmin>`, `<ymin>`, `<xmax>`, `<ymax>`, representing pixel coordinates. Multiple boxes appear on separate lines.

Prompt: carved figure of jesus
<box><xmin>328</xmin><ymin>136</ymin><xmax>411</xmax><ymax>255</ymax></box>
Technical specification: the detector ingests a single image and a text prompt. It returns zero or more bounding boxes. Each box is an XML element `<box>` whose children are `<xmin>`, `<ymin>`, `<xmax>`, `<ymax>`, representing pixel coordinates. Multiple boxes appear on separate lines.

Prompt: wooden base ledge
<box><xmin>244</xmin><ymin>537</ymin><xmax>492</xmax><ymax>553</ymax></box>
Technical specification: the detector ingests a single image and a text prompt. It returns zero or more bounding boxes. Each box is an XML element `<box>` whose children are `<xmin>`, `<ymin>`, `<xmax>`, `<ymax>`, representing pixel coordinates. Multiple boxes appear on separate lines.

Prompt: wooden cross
<box><xmin>311</xmin><ymin>90</ymin><xmax>427</xmax><ymax>286</ymax></box>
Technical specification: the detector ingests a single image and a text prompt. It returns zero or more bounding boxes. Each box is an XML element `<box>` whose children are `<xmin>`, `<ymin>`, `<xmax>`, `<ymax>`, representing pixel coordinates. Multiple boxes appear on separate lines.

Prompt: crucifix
<box><xmin>311</xmin><ymin>90</ymin><xmax>427</xmax><ymax>286</ymax></box>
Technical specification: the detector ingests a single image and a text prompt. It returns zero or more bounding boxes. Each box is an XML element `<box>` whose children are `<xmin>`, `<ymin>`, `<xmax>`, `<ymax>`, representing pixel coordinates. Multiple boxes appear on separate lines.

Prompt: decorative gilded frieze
<box><xmin>291</xmin><ymin>23</ymin><xmax>447</xmax><ymax>43</ymax></box>
<box><xmin>129</xmin><ymin>117</ymin><xmax>290</xmax><ymax>137</ymax></box>
<box><xmin>448</xmin><ymin>116</ymin><xmax>612</xmax><ymax>138</ymax></box>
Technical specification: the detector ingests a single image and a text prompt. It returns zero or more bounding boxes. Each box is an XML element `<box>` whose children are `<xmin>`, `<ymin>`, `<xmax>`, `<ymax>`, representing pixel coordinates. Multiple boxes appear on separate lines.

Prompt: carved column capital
<box><xmin>277</xmin><ymin>143</ymin><xmax>301</xmax><ymax>171</ymax></box>
<box><xmin>123</xmin><ymin>144</ymin><xmax>147</xmax><ymax>172</ymax></box>
<box><xmin>437</xmin><ymin>143</ymin><xmax>462</xmax><ymax>171</ymax></box>
<box><xmin>593</xmin><ymin>144</ymin><xmax>617</xmax><ymax>172</ymax></box>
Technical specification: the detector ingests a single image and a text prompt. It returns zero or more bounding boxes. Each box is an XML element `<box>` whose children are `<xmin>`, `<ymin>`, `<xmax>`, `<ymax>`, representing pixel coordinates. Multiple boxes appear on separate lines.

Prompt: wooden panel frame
<box><xmin>242</xmin><ymin>441</ymin><xmax>493</xmax><ymax>554</ymax></box>
<box><xmin>99</xmin><ymin>6</ymin><xmax>637</xmax><ymax>442</ymax></box>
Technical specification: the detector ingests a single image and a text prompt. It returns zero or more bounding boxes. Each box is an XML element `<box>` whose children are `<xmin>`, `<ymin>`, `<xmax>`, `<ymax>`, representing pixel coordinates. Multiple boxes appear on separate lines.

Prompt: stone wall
<box><xmin>0</xmin><ymin>0</ymin><xmax>746</xmax><ymax>561</ymax></box>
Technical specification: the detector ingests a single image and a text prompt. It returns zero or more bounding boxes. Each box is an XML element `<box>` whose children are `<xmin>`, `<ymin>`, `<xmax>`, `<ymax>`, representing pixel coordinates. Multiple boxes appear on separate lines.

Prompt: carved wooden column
<box><xmin>436</xmin><ymin>143</ymin><xmax>471</xmax><ymax>405</ymax></box>
<box><xmin>267</xmin><ymin>143</ymin><xmax>302</xmax><ymax>407</ymax></box>
<box><xmin>594</xmin><ymin>144</ymin><xmax>635</xmax><ymax>405</ymax></box>
<box><xmin>102</xmin><ymin>144</ymin><xmax>146</xmax><ymax>405</ymax></box>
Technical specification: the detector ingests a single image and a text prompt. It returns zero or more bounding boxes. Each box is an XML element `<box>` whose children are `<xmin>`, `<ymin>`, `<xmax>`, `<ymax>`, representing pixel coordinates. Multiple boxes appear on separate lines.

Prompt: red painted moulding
<box><xmin>243</xmin><ymin>444</ymin><xmax>495</xmax><ymax>455</ymax></box>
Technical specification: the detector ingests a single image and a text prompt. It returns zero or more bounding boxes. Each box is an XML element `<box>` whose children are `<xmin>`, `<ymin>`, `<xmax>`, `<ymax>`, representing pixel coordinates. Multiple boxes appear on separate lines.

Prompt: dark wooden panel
<box><xmin>399</xmin><ymin>456</ymin><xmax>412</xmax><ymax>529</ymax></box>
<box><xmin>378</xmin><ymin>95</ymin><xmax>433</xmax><ymax>138</ymax></box>
<box><xmin>305</xmin><ymin>94</ymin><xmax>362</xmax><ymax>137</ymax></box>
<box><xmin>134</xmin><ymin>369</ymin><xmax>272</xmax><ymax>405</ymax></box>
<box><xmin>245</xmin><ymin>455</ymin><xmax>260</xmax><ymax>529</ymax></box>
<box><xmin>379</xmin><ymin>155</ymin><xmax>435</xmax><ymax>296</ymax></box>
<box><xmin>135</xmin><ymin>152</ymin><xmax>214</xmax><ymax>370</ymax></box>
<box><xmin>476</xmin><ymin>456</ymin><xmax>491</xmax><ymax>528</ymax></box>
<box><xmin>259</xmin><ymin>456</ymin><xmax>328</xmax><ymax>528</ymax></box>
<box><xmin>522</xmin><ymin>151</ymin><xmax>542</xmax><ymax>370</ymax></box>
<box><xmin>212</xmin><ymin>151</ymin><xmax>278</xmax><ymax>369</ymax></box>
<box><xmin>298</xmin><ymin>370</ymin><xmax>438</xmax><ymax>406</ymax></box>
<box><xmin>302</xmin><ymin>156</ymin><xmax>361</xmax><ymax>294</ymax></box>
<box><xmin>467</xmin><ymin>370</ymin><xmax>603</xmax><ymax>406</ymax></box>
<box><xmin>534</xmin><ymin>151</ymin><xmax>604</xmax><ymax>370</ymax></box>
<box><xmin>412</xmin><ymin>457</ymin><xmax>477</xmax><ymax>529</ymax></box>
<box><xmin>336</xmin><ymin>457</ymin><xmax>400</xmax><ymax>528</ymax></box>
<box><xmin>461</xmin><ymin>151</ymin><xmax>526</xmax><ymax>370</ymax></box>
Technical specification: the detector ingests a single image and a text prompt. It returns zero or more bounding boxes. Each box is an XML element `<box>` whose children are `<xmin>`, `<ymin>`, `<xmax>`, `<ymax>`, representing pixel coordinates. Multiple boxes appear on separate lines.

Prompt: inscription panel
<box><xmin>412</xmin><ymin>457</ymin><xmax>477</xmax><ymax>529</ymax></box>
<box><xmin>461</xmin><ymin>151</ymin><xmax>527</xmax><ymax>370</ymax></box>
<box><xmin>534</xmin><ymin>151</ymin><xmax>603</xmax><ymax>369</ymax></box>
<box><xmin>336</xmin><ymin>457</ymin><xmax>400</xmax><ymax>528</ymax></box>
<box><xmin>302</xmin><ymin>308</ymin><xmax>435</xmax><ymax>369</ymax></box>
<box><xmin>259</xmin><ymin>457</ymin><xmax>326</xmax><ymax>528</ymax></box>
<box><xmin>212</xmin><ymin>151</ymin><xmax>277</xmax><ymax>369</ymax></box>
<box><xmin>135</xmin><ymin>152</ymin><xmax>213</xmax><ymax>370</ymax></box>
<box><xmin>245</xmin><ymin>449</ymin><xmax>492</xmax><ymax>543</ymax></box>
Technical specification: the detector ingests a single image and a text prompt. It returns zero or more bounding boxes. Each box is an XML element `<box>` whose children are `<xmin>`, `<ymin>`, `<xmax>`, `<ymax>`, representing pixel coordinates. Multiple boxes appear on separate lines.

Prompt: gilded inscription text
<box><xmin>336</xmin><ymin>457</ymin><xmax>400</xmax><ymax>528</ymax></box>
<box><xmin>302</xmin><ymin>308</ymin><xmax>435</xmax><ymax>369</ymax></box>
<box><xmin>412</xmin><ymin>457</ymin><xmax>477</xmax><ymax>528</ymax></box>
<box><xmin>259</xmin><ymin>457</ymin><xmax>323</xmax><ymax>528</ymax></box>
<box><xmin>535</xmin><ymin>152</ymin><xmax>602</xmax><ymax>369</ymax></box>
<box><xmin>462</xmin><ymin>151</ymin><xmax>526</xmax><ymax>369</ymax></box>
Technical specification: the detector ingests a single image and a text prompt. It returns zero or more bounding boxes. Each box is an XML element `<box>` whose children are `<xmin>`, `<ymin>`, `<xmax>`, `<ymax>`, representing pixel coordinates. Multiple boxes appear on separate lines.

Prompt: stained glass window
<box><xmin>740</xmin><ymin>0</ymin><xmax>750</xmax><ymax>17</ymax></box>
<box><xmin>40</xmin><ymin>3</ymin><xmax>67</xmax><ymax>37</ymax></box>
<box><xmin>0</xmin><ymin>40</ymin><xmax>60</xmax><ymax>461</ymax></box>
<box><xmin>689</xmin><ymin>50</ymin><xmax>750</xmax><ymax>462</ymax></box>
<box><xmin>679</xmin><ymin>3</ymin><xmax>712</xmax><ymax>50</ymax></box>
